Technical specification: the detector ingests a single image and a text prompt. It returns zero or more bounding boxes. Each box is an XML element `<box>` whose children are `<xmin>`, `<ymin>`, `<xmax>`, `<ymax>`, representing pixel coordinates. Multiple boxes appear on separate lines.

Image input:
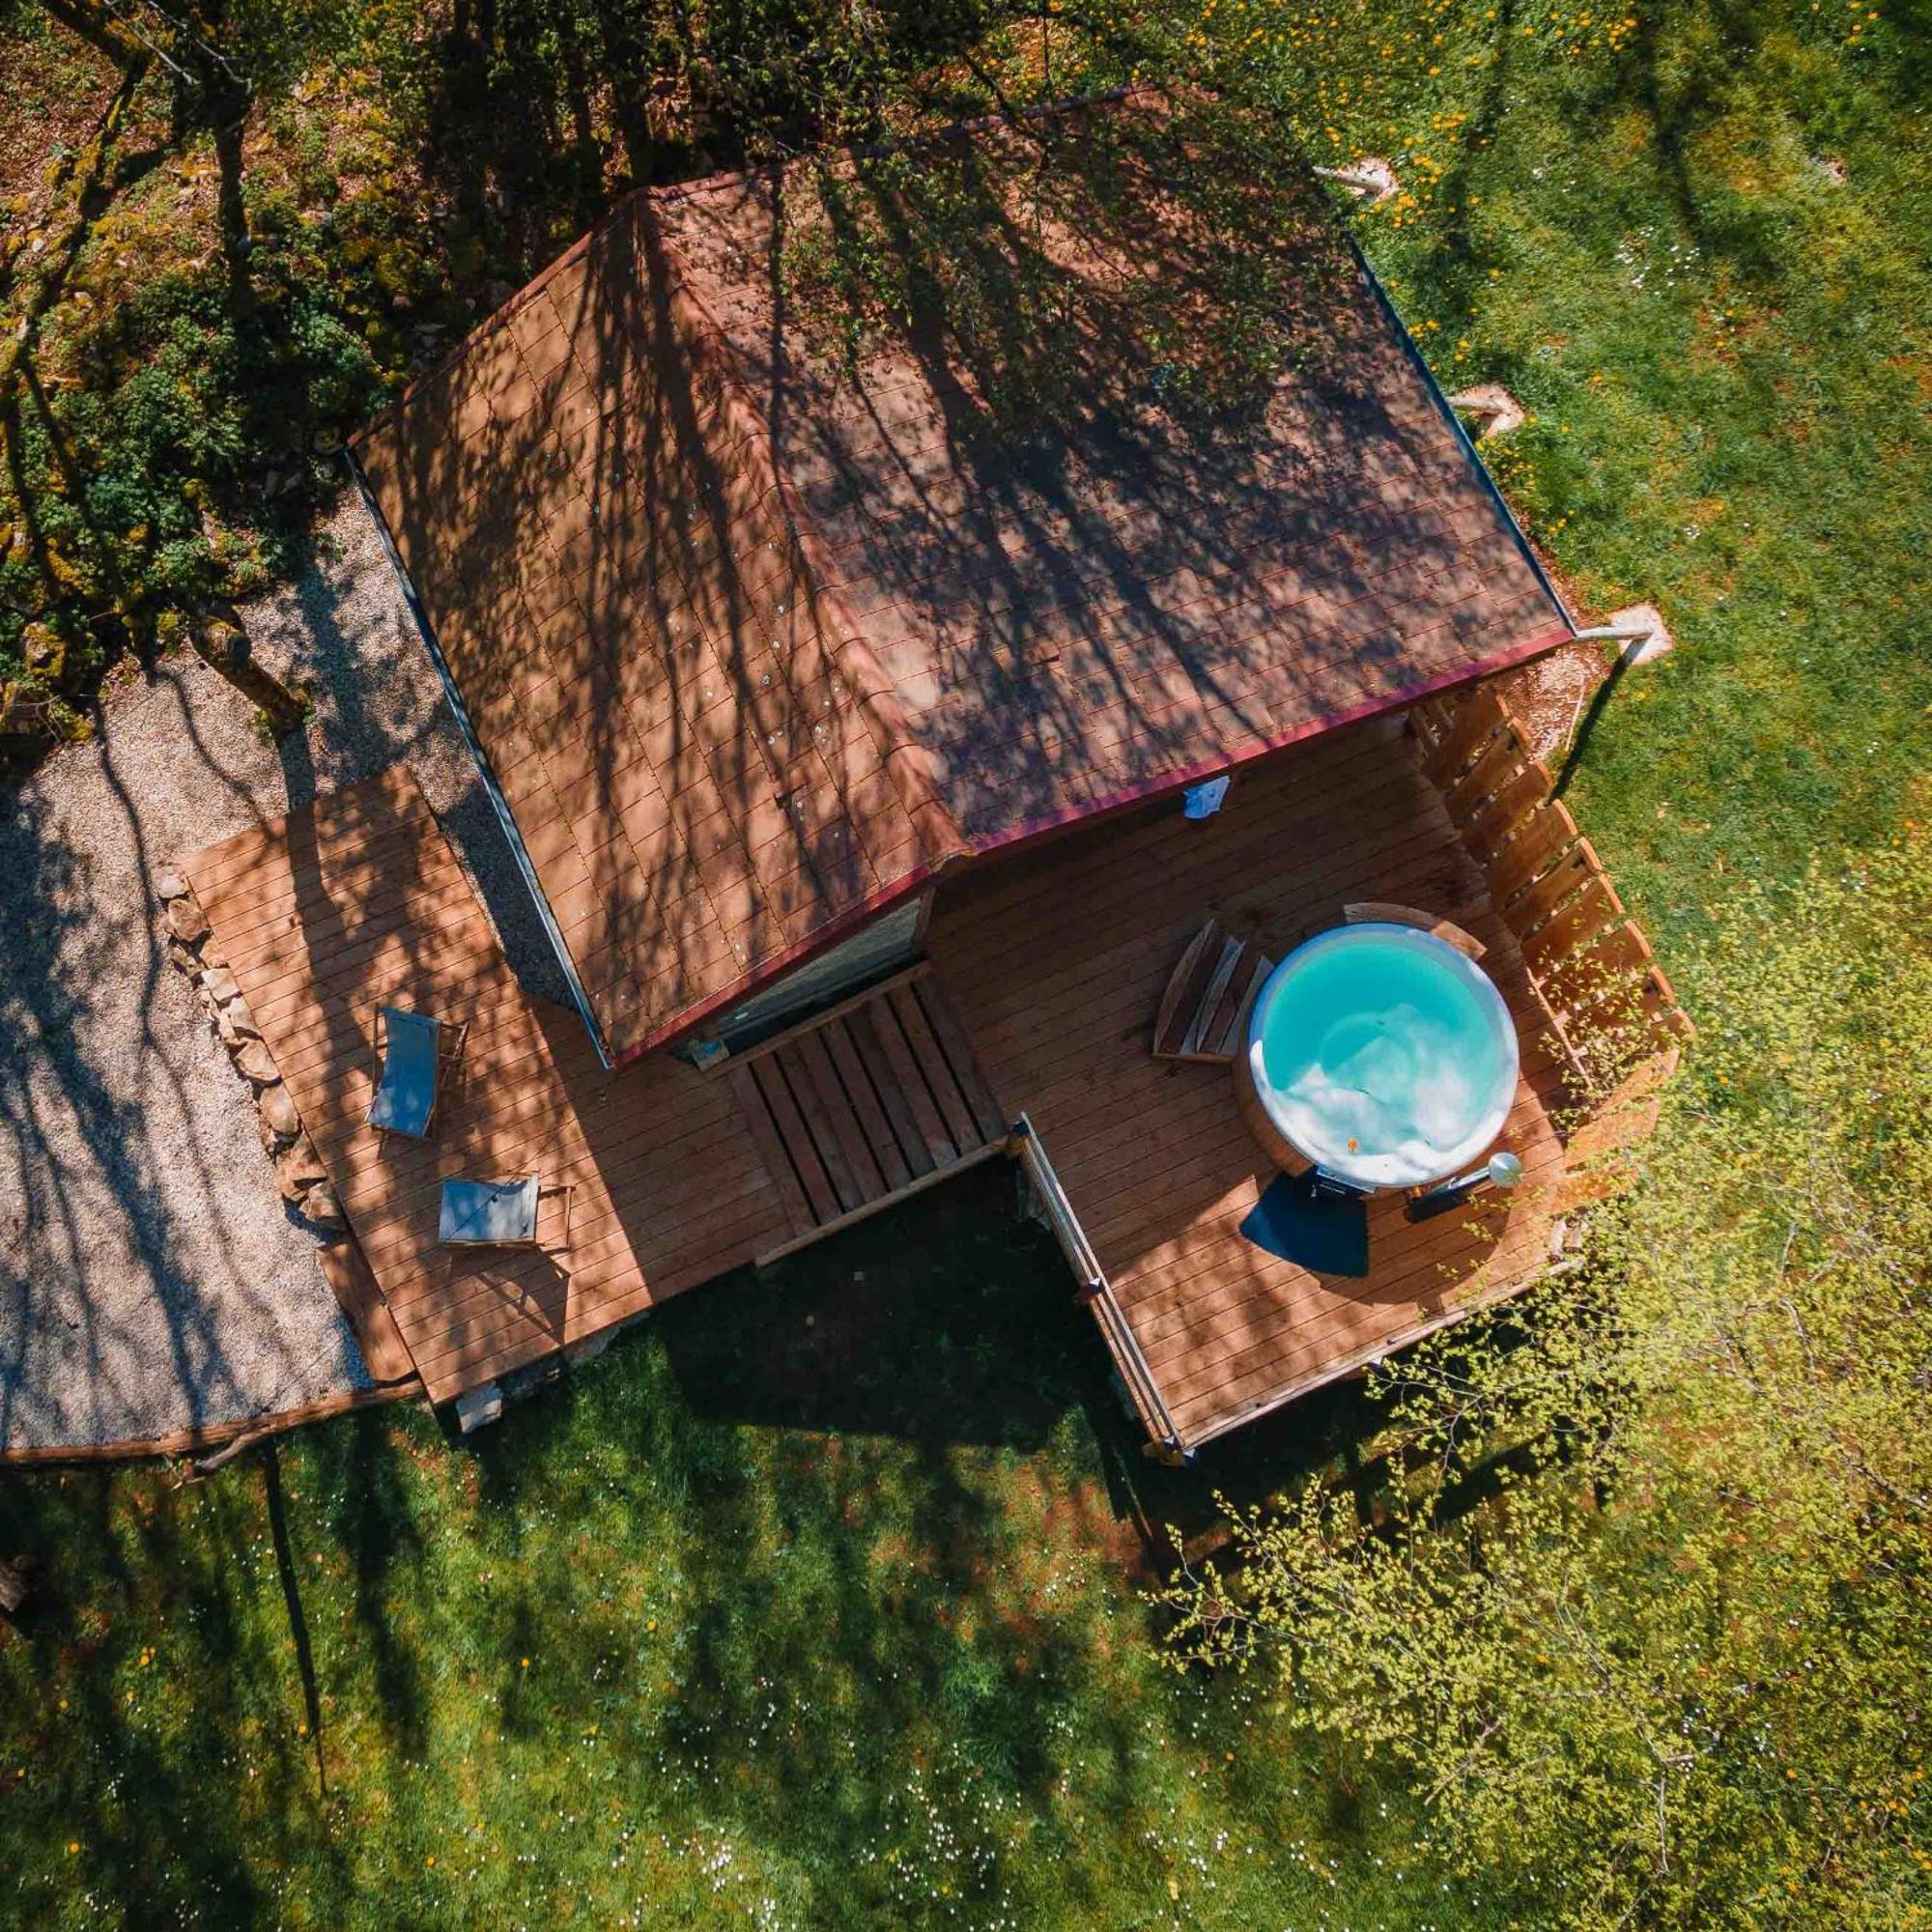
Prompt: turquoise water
<box><xmin>1253</xmin><ymin>928</ymin><xmax>1517</xmax><ymax>1185</ymax></box>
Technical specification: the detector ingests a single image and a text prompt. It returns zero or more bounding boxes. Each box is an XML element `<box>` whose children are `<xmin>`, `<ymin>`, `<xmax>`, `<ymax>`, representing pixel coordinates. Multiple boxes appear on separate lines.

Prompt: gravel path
<box><xmin>0</xmin><ymin>484</ymin><xmax>560</xmax><ymax>1453</ymax></box>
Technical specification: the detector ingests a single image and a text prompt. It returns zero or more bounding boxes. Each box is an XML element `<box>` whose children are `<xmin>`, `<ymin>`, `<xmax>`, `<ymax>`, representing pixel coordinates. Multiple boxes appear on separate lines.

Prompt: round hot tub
<box><xmin>1236</xmin><ymin>923</ymin><xmax>1519</xmax><ymax>1192</ymax></box>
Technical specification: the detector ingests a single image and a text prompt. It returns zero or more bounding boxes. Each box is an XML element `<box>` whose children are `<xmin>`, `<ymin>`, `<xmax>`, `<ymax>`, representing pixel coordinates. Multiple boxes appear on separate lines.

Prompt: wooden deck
<box><xmin>924</xmin><ymin>710</ymin><xmax>1577</xmax><ymax>1452</ymax></box>
<box><xmin>722</xmin><ymin>964</ymin><xmax>1009</xmax><ymax>1260</ymax></box>
<box><xmin>185</xmin><ymin>693</ymin><xmax>1675</xmax><ymax>1444</ymax></box>
<box><xmin>187</xmin><ymin>769</ymin><xmax>795</xmax><ymax>1402</ymax></box>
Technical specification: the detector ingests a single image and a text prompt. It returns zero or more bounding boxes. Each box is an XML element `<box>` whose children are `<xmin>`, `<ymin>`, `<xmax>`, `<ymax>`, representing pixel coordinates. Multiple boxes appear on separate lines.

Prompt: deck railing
<box><xmin>1410</xmin><ymin>684</ymin><xmax>1692</xmax><ymax>1086</ymax></box>
<box><xmin>1011</xmin><ymin>1114</ymin><xmax>1189</xmax><ymax>1461</ymax></box>
<box><xmin>1410</xmin><ymin>681</ymin><xmax>1692</xmax><ymax>1201</ymax></box>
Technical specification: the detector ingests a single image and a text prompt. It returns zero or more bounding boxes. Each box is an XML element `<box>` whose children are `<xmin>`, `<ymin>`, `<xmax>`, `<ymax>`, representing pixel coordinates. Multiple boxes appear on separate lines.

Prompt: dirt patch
<box><xmin>0</xmin><ymin>16</ymin><xmax>118</xmax><ymax>213</ymax></box>
<box><xmin>1494</xmin><ymin>637</ymin><xmax>1613</xmax><ymax>767</ymax></box>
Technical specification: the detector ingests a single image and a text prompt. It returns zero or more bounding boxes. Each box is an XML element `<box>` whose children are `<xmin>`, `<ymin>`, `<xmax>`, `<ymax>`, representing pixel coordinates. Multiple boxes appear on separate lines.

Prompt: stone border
<box><xmin>156</xmin><ymin>871</ymin><xmax>346</xmax><ymax>1235</ymax></box>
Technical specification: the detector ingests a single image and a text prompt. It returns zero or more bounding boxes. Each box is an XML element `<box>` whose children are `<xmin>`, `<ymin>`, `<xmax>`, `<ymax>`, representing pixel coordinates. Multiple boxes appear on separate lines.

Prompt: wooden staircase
<box><xmin>723</xmin><ymin>964</ymin><xmax>1009</xmax><ymax>1263</ymax></box>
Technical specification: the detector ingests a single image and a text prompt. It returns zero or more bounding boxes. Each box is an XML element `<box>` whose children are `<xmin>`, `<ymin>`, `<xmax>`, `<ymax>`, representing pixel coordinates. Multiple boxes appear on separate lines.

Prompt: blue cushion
<box><xmin>368</xmin><ymin>1009</ymin><xmax>441</xmax><ymax>1136</ymax></box>
<box><xmin>1239</xmin><ymin>1171</ymin><xmax>1370</xmax><ymax>1278</ymax></box>
<box><xmin>439</xmin><ymin>1176</ymin><xmax>541</xmax><ymax>1247</ymax></box>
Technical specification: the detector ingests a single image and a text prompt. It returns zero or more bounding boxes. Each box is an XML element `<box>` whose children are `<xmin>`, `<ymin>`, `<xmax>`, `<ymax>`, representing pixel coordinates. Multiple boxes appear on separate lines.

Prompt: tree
<box><xmin>184</xmin><ymin>602</ymin><xmax>307</xmax><ymax>736</ymax></box>
<box><xmin>1157</xmin><ymin>836</ymin><xmax>1932</xmax><ymax>1929</ymax></box>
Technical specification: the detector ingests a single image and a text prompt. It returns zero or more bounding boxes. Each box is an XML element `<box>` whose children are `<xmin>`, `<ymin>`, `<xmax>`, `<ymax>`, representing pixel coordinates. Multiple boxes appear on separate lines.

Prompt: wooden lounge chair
<box><xmin>367</xmin><ymin>1007</ymin><xmax>467</xmax><ymax>1139</ymax></box>
<box><xmin>1151</xmin><ymin>918</ymin><xmax>1274</xmax><ymax>1064</ymax></box>
<box><xmin>1343</xmin><ymin>901</ymin><xmax>1487</xmax><ymax>960</ymax></box>
<box><xmin>437</xmin><ymin>1176</ymin><xmax>574</xmax><ymax>1251</ymax></box>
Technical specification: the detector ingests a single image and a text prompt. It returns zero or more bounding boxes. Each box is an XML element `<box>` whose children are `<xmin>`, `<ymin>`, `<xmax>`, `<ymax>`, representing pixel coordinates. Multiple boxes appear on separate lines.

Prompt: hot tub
<box><xmin>1236</xmin><ymin>923</ymin><xmax>1519</xmax><ymax>1191</ymax></box>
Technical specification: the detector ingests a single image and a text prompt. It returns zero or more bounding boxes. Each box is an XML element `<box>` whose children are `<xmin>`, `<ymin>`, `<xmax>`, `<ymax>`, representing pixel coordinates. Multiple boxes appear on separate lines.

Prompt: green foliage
<box><xmin>1159</xmin><ymin>835</ymin><xmax>1932</xmax><ymax>1928</ymax></box>
<box><xmin>0</xmin><ymin>0</ymin><xmax>1037</xmax><ymax>727</ymax></box>
<box><xmin>1165</xmin><ymin>0</ymin><xmax>1932</xmax><ymax>910</ymax></box>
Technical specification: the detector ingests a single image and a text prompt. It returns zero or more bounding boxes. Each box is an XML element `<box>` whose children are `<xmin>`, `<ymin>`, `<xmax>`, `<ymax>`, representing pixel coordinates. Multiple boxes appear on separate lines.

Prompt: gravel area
<box><xmin>0</xmin><ymin>483</ymin><xmax>561</xmax><ymax>1453</ymax></box>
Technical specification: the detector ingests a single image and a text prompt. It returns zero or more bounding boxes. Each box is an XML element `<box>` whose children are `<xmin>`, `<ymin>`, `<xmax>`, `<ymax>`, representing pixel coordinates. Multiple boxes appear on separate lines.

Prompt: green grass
<box><xmin>0</xmin><ymin>1170</ymin><xmax>1497</xmax><ymax>1928</ymax></box>
<box><xmin>4</xmin><ymin>2</ymin><xmax>1928</xmax><ymax>1922</ymax></box>
<box><xmin>1212</xmin><ymin>0</ymin><xmax>1932</xmax><ymax>969</ymax></box>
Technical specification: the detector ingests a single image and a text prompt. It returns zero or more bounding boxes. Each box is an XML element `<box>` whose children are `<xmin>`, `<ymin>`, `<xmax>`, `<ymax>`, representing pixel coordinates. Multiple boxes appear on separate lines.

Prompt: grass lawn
<box><xmin>1233</xmin><ymin>0</ymin><xmax>1932</xmax><ymax>960</ymax></box>
<box><xmin>0</xmin><ymin>1168</ymin><xmax>1490</xmax><ymax>1928</ymax></box>
<box><xmin>3</xmin><ymin>0</ymin><xmax>1926</xmax><ymax>1923</ymax></box>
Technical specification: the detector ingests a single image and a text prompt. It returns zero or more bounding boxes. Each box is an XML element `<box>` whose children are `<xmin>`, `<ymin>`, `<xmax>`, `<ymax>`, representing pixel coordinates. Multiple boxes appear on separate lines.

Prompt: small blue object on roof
<box><xmin>1182</xmin><ymin>776</ymin><xmax>1230</xmax><ymax>820</ymax></box>
<box><xmin>367</xmin><ymin>1008</ymin><xmax>442</xmax><ymax>1138</ymax></box>
<box><xmin>439</xmin><ymin>1176</ymin><xmax>542</xmax><ymax>1248</ymax></box>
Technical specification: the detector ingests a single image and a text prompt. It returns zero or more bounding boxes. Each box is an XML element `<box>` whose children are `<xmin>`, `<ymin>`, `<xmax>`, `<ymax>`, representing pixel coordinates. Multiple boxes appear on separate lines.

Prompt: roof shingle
<box><xmin>353</xmin><ymin>93</ymin><xmax>1568</xmax><ymax>1059</ymax></box>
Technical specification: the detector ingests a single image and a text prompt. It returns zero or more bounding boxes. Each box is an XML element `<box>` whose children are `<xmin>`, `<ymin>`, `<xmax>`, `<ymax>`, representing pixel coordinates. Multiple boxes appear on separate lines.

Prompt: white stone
<box><xmin>259</xmin><ymin>1082</ymin><xmax>301</xmax><ymax>1140</ymax></box>
<box><xmin>233</xmin><ymin>1037</ymin><xmax>280</xmax><ymax>1087</ymax></box>
<box><xmin>1607</xmin><ymin>602</ymin><xmax>1674</xmax><ymax>664</ymax></box>
<box><xmin>165</xmin><ymin>896</ymin><xmax>211</xmax><ymax>945</ymax></box>
<box><xmin>156</xmin><ymin>871</ymin><xmax>191</xmax><ymax>902</ymax></box>
<box><xmin>275</xmin><ymin>1138</ymin><xmax>327</xmax><ymax>1201</ymax></box>
<box><xmin>221</xmin><ymin>994</ymin><xmax>261</xmax><ymax>1040</ymax></box>
<box><xmin>301</xmin><ymin>1183</ymin><xmax>346</xmax><ymax>1232</ymax></box>
<box><xmin>201</xmin><ymin>964</ymin><xmax>240</xmax><ymax>1005</ymax></box>
<box><xmin>564</xmin><ymin>1327</ymin><xmax>615</xmax><ymax>1368</ymax></box>
<box><xmin>455</xmin><ymin>1383</ymin><xmax>504</xmax><ymax>1433</ymax></box>
<box><xmin>1315</xmin><ymin>156</ymin><xmax>1400</xmax><ymax>206</ymax></box>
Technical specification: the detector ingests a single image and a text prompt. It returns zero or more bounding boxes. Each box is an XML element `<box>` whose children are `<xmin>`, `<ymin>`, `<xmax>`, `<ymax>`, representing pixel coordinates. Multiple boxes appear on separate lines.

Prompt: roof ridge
<box><xmin>647</xmin><ymin>205</ymin><xmax>970</xmax><ymax>874</ymax></box>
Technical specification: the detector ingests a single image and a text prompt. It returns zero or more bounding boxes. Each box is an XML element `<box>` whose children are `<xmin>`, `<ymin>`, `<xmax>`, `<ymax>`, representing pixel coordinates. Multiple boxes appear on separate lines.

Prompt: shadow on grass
<box><xmin>618</xmin><ymin>1156</ymin><xmax>1390</xmax><ymax>1562</ymax></box>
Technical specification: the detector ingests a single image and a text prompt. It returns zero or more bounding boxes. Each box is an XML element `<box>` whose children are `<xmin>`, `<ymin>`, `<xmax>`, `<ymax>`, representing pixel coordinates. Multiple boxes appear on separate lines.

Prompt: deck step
<box><xmin>316</xmin><ymin>1236</ymin><xmax>419</xmax><ymax>1385</ymax></box>
<box><xmin>725</xmin><ymin>965</ymin><xmax>1009</xmax><ymax>1260</ymax></box>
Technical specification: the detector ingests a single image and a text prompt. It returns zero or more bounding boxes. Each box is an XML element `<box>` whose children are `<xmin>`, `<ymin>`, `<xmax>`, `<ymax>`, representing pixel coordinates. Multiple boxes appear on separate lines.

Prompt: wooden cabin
<box><xmin>186</xmin><ymin>95</ymin><xmax>1687</xmax><ymax>1453</ymax></box>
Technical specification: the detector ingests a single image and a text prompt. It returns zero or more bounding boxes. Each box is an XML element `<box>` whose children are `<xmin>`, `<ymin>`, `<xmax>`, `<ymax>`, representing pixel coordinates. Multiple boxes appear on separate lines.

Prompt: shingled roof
<box><xmin>352</xmin><ymin>93</ymin><xmax>1570</xmax><ymax>1063</ymax></box>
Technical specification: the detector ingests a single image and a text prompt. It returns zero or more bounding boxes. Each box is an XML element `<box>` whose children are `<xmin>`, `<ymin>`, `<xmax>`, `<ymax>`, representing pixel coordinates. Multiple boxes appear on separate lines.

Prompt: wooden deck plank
<box><xmin>186</xmin><ymin>770</ymin><xmax>792</xmax><ymax>1404</ymax></box>
<box><xmin>888</xmin><ymin>982</ymin><xmax>982</xmax><ymax>1151</ymax></box>
<box><xmin>925</xmin><ymin>711</ymin><xmax>1572</xmax><ymax>1452</ymax></box>
<box><xmin>910</xmin><ymin>972</ymin><xmax>1007</xmax><ymax>1143</ymax></box>
<box><xmin>857</xmin><ymin>1000</ymin><xmax>956</xmax><ymax>1169</ymax></box>
<box><xmin>822</xmin><ymin>1018</ymin><xmax>915</xmax><ymax>1193</ymax></box>
<box><xmin>797</xmin><ymin>1028</ymin><xmax>889</xmax><ymax>1206</ymax></box>
<box><xmin>725</xmin><ymin>1068</ymin><xmax>815</xmax><ymax>1238</ymax></box>
<box><xmin>846</xmin><ymin>1007</ymin><xmax>938</xmax><ymax>1179</ymax></box>
<box><xmin>775</xmin><ymin>1039</ymin><xmax>866</xmax><ymax>1214</ymax></box>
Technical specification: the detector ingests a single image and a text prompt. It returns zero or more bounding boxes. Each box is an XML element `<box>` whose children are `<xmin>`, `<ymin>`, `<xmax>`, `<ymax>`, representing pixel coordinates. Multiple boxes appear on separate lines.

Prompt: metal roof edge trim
<box><xmin>344</xmin><ymin>451</ymin><xmax>616</xmax><ymax>1070</ymax></box>
<box><xmin>1344</xmin><ymin>231</ymin><xmax>1577</xmax><ymax>635</ymax></box>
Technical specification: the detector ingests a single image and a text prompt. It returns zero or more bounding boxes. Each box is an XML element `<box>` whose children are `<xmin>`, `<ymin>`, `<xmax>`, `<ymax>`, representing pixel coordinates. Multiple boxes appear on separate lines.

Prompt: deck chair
<box><xmin>367</xmin><ymin>1007</ymin><xmax>465</xmax><ymax>1138</ymax></box>
<box><xmin>1151</xmin><ymin>918</ymin><xmax>1274</xmax><ymax>1064</ymax></box>
<box><xmin>438</xmin><ymin>1176</ymin><xmax>574</xmax><ymax>1252</ymax></box>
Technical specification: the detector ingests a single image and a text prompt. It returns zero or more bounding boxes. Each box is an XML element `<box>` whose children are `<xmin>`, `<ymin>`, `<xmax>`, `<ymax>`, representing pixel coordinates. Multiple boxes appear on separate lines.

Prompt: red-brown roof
<box><xmin>352</xmin><ymin>94</ymin><xmax>1568</xmax><ymax>1061</ymax></box>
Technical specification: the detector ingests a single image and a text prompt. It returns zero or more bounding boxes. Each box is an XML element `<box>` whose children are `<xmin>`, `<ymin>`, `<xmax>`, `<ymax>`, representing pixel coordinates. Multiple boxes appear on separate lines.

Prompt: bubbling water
<box><xmin>1254</xmin><ymin>929</ymin><xmax>1516</xmax><ymax>1184</ymax></box>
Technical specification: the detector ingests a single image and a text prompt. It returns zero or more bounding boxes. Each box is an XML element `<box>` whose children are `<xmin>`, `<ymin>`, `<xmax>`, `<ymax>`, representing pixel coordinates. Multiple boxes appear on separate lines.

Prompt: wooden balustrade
<box><xmin>1408</xmin><ymin>683</ymin><xmax>1692</xmax><ymax>1203</ymax></box>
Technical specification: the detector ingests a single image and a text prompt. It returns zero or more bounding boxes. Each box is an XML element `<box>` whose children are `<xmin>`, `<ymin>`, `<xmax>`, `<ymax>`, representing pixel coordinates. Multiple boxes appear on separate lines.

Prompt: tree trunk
<box><xmin>0</xmin><ymin>1557</ymin><xmax>26</xmax><ymax>1615</ymax></box>
<box><xmin>188</xmin><ymin>602</ymin><xmax>307</xmax><ymax>736</ymax></box>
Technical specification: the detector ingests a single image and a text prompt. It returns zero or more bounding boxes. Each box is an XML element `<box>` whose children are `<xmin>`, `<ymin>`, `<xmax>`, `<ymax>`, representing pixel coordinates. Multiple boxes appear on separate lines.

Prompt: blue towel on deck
<box><xmin>1239</xmin><ymin>1171</ymin><xmax>1371</xmax><ymax>1278</ymax></box>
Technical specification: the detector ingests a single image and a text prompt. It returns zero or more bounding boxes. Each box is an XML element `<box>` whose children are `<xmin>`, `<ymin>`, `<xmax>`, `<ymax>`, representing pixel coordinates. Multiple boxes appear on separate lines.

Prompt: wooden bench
<box><xmin>1151</xmin><ymin>918</ymin><xmax>1274</xmax><ymax>1064</ymax></box>
<box><xmin>1342</xmin><ymin>901</ymin><xmax>1487</xmax><ymax>959</ymax></box>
